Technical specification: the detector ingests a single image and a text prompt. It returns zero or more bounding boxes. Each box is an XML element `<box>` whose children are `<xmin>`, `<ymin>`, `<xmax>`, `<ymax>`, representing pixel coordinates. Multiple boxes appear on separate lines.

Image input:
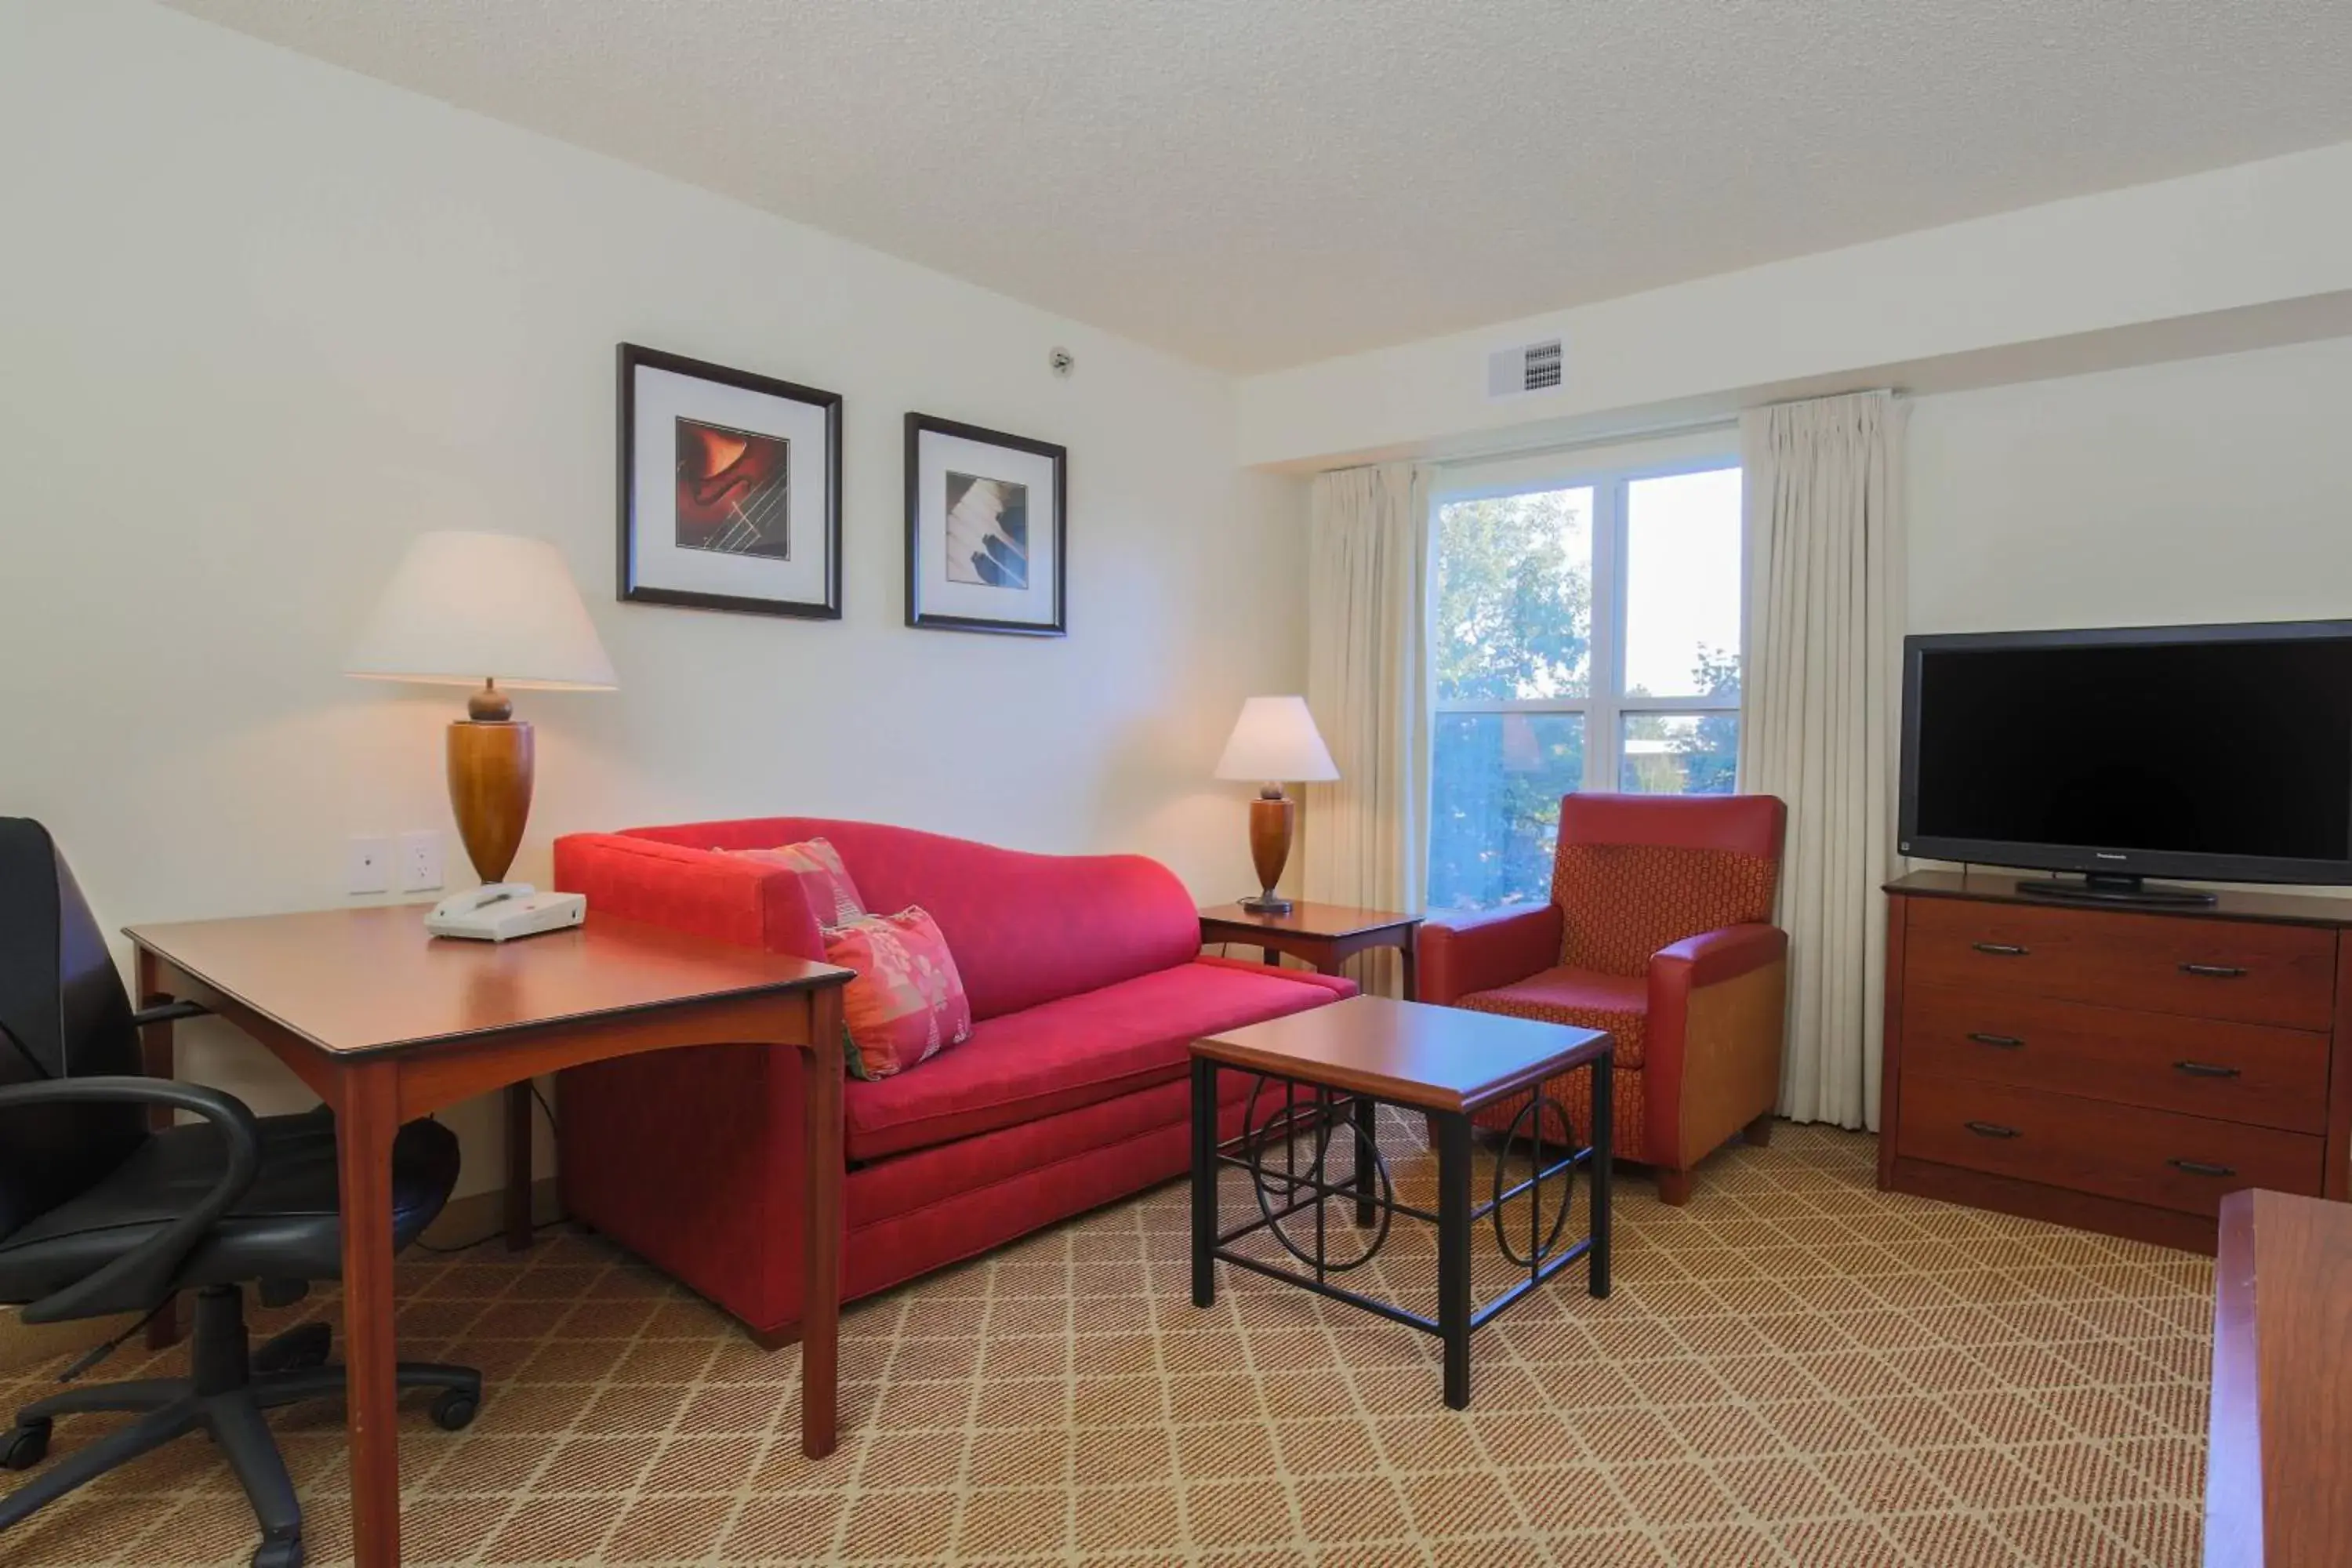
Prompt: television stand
<box><xmin>2013</xmin><ymin>873</ymin><xmax>2216</xmax><ymax>909</ymax></box>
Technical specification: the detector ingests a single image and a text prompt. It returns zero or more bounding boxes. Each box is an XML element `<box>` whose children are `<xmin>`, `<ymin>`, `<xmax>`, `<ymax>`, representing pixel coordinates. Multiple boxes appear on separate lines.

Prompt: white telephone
<box><xmin>423</xmin><ymin>882</ymin><xmax>586</xmax><ymax>942</ymax></box>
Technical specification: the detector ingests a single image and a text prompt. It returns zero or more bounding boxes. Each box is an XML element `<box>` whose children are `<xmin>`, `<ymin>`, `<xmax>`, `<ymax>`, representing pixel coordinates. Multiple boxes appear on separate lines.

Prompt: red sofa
<box><xmin>551</xmin><ymin>817</ymin><xmax>1355</xmax><ymax>1344</ymax></box>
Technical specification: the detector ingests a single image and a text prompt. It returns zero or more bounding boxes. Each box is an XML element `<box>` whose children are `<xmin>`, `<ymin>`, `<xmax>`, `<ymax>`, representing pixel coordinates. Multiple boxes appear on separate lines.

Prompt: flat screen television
<box><xmin>1899</xmin><ymin>619</ymin><xmax>2352</xmax><ymax>904</ymax></box>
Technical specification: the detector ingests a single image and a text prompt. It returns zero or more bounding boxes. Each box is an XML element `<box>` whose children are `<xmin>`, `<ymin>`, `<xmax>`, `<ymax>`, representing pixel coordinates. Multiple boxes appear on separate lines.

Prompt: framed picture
<box><xmin>904</xmin><ymin>414</ymin><xmax>1067</xmax><ymax>637</ymax></box>
<box><xmin>617</xmin><ymin>343</ymin><xmax>842</xmax><ymax>619</ymax></box>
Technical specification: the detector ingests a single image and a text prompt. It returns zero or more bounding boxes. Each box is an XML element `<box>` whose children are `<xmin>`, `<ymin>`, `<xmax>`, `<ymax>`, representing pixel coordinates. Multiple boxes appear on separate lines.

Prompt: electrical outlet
<box><xmin>397</xmin><ymin>829</ymin><xmax>445</xmax><ymax>893</ymax></box>
<box><xmin>345</xmin><ymin>836</ymin><xmax>391</xmax><ymax>895</ymax></box>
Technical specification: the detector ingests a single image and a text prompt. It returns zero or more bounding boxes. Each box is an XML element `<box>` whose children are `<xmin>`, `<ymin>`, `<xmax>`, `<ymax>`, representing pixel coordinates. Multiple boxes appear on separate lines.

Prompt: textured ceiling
<box><xmin>162</xmin><ymin>0</ymin><xmax>2352</xmax><ymax>372</ymax></box>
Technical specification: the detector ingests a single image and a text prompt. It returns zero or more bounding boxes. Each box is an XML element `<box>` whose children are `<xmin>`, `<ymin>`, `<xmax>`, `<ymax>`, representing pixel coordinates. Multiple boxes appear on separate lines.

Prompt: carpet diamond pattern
<box><xmin>0</xmin><ymin>1123</ymin><xmax>2209</xmax><ymax>1566</ymax></box>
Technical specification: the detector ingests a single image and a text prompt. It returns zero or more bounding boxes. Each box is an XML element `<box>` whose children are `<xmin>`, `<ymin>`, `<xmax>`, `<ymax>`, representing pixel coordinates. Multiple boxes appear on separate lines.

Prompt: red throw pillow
<box><xmin>823</xmin><ymin>906</ymin><xmax>973</xmax><ymax>1080</ymax></box>
<box><xmin>726</xmin><ymin>837</ymin><xmax>868</xmax><ymax>929</ymax></box>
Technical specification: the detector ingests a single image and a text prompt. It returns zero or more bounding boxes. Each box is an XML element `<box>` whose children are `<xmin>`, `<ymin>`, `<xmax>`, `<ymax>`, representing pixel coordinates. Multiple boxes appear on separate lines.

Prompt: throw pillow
<box><xmin>823</xmin><ymin>906</ymin><xmax>973</xmax><ymax>1079</ymax></box>
<box><xmin>726</xmin><ymin>837</ymin><xmax>868</xmax><ymax>929</ymax></box>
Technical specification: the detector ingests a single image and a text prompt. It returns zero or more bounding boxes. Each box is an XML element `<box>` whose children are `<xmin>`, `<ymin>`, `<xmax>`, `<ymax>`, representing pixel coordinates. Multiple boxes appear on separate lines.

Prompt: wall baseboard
<box><xmin>0</xmin><ymin>1179</ymin><xmax>567</xmax><ymax>1376</ymax></box>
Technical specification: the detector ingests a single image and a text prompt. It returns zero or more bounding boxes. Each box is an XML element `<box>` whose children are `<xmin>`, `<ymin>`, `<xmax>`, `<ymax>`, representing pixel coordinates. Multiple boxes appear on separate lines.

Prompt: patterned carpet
<box><xmin>0</xmin><ymin>1122</ymin><xmax>2212</xmax><ymax>1566</ymax></box>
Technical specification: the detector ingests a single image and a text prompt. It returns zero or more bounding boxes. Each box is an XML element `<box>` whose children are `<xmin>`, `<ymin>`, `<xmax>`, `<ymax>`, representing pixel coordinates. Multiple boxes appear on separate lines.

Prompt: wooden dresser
<box><xmin>1880</xmin><ymin>870</ymin><xmax>2352</xmax><ymax>1251</ymax></box>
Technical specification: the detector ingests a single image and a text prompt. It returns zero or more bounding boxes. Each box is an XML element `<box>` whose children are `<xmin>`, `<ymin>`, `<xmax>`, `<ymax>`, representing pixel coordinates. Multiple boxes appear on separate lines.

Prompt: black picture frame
<box><xmin>616</xmin><ymin>343</ymin><xmax>843</xmax><ymax>619</ymax></box>
<box><xmin>903</xmin><ymin>413</ymin><xmax>1068</xmax><ymax>637</ymax></box>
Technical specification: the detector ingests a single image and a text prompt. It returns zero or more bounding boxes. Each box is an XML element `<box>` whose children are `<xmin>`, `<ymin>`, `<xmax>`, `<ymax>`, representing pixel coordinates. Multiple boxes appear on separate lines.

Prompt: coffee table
<box><xmin>1189</xmin><ymin>994</ymin><xmax>1612</xmax><ymax>1408</ymax></box>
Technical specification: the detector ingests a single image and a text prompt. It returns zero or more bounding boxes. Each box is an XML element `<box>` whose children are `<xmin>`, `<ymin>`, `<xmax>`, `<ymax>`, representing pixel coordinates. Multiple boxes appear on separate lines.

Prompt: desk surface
<box><xmin>2205</xmin><ymin>1188</ymin><xmax>2352</xmax><ymax>1567</ymax></box>
<box><xmin>1193</xmin><ymin>994</ymin><xmax>1607</xmax><ymax>1113</ymax></box>
<box><xmin>127</xmin><ymin>905</ymin><xmax>850</xmax><ymax>1058</ymax></box>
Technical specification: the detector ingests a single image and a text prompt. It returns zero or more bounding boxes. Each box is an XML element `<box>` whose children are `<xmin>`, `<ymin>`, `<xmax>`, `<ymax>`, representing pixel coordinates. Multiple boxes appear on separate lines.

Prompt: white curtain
<box><xmin>1737</xmin><ymin>391</ymin><xmax>1907</xmax><ymax>1130</ymax></box>
<box><xmin>1302</xmin><ymin>462</ymin><xmax>1432</xmax><ymax>996</ymax></box>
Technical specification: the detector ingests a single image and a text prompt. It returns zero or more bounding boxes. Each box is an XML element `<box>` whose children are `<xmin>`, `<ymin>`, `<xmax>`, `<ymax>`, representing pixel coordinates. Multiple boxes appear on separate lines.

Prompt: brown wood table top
<box><xmin>1198</xmin><ymin>901</ymin><xmax>1422</xmax><ymax>939</ymax></box>
<box><xmin>2205</xmin><ymin>1188</ymin><xmax>2352</xmax><ymax>1567</ymax></box>
<box><xmin>1192</xmin><ymin>994</ymin><xmax>1608</xmax><ymax>1114</ymax></box>
<box><xmin>125</xmin><ymin>904</ymin><xmax>851</xmax><ymax>1058</ymax></box>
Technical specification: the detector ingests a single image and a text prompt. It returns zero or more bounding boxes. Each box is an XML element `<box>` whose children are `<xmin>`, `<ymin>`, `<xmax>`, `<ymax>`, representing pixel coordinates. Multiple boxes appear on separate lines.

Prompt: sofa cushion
<box><xmin>617</xmin><ymin>817</ymin><xmax>1203</xmax><ymax>1020</ymax></box>
<box><xmin>1455</xmin><ymin>965</ymin><xmax>1648</xmax><ymax>1069</ymax></box>
<box><xmin>844</xmin><ymin>959</ymin><xmax>1356</xmax><ymax>1162</ymax></box>
<box><xmin>826</xmin><ymin>906</ymin><xmax>973</xmax><ymax>1080</ymax></box>
<box><xmin>726</xmin><ymin>837</ymin><xmax>868</xmax><ymax>928</ymax></box>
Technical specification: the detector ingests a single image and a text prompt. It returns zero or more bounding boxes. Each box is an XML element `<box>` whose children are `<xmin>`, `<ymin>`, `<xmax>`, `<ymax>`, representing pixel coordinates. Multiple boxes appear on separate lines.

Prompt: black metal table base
<box><xmin>1189</xmin><ymin>1053</ymin><xmax>1612</xmax><ymax>1410</ymax></box>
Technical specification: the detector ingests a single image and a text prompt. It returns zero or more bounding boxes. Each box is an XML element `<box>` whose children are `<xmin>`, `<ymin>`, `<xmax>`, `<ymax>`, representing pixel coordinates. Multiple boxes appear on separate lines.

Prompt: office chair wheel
<box><xmin>430</xmin><ymin>1389</ymin><xmax>477</xmax><ymax>1432</ymax></box>
<box><xmin>250</xmin><ymin>1530</ymin><xmax>303</xmax><ymax>1568</ymax></box>
<box><xmin>0</xmin><ymin>1419</ymin><xmax>49</xmax><ymax>1469</ymax></box>
<box><xmin>254</xmin><ymin>1320</ymin><xmax>332</xmax><ymax>1374</ymax></box>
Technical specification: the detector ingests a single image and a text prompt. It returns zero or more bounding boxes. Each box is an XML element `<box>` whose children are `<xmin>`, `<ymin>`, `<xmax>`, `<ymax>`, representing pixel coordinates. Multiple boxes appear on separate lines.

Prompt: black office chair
<box><xmin>0</xmin><ymin>819</ymin><xmax>483</xmax><ymax>1568</ymax></box>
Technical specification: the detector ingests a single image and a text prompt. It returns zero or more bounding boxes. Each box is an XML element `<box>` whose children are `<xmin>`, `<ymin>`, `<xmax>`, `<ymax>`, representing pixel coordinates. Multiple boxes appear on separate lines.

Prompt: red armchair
<box><xmin>1419</xmin><ymin>793</ymin><xmax>1788</xmax><ymax>1205</ymax></box>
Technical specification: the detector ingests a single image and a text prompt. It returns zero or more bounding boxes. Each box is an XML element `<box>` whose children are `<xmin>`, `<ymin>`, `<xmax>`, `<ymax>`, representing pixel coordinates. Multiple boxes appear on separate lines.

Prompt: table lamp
<box><xmin>344</xmin><ymin>532</ymin><xmax>616</xmax><ymax>886</ymax></box>
<box><xmin>1214</xmin><ymin>695</ymin><xmax>1339</xmax><ymax>915</ymax></box>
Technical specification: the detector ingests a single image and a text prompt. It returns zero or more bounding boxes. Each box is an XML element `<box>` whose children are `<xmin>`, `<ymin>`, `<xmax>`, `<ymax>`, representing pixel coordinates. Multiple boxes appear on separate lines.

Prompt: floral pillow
<box><xmin>726</xmin><ymin>837</ymin><xmax>867</xmax><ymax>929</ymax></box>
<box><xmin>822</xmin><ymin>906</ymin><xmax>973</xmax><ymax>1080</ymax></box>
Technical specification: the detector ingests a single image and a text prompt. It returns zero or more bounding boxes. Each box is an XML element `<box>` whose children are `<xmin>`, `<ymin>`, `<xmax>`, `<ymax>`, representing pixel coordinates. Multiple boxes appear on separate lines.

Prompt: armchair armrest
<box><xmin>1645</xmin><ymin>924</ymin><xmax>1789</xmax><ymax>1171</ymax></box>
<box><xmin>1418</xmin><ymin>903</ymin><xmax>1563</xmax><ymax>1005</ymax></box>
<box><xmin>0</xmin><ymin>1077</ymin><xmax>261</xmax><ymax>1325</ymax></box>
<box><xmin>1650</xmin><ymin>924</ymin><xmax>1787</xmax><ymax>993</ymax></box>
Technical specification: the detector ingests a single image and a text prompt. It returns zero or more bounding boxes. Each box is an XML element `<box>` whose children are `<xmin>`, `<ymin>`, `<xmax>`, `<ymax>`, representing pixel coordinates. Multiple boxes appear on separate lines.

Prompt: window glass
<box><xmin>1433</xmin><ymin>488</ymin><xmax>1593</xmax><ymax>702</ymax></box>
<box><xmin>1619</xmin><ymin>713</ymin><xmax>1740</xmax><ymax>795</ymax></box>
<box><xmin>1623</xmin><ymin>468</ymin><xmax>1743</xmax><ymax>699</ymax></box>
<box><xmin>1428</xmin><ymin>712</ymin><xmax>1585</xmax><ymax>910</ymax></box>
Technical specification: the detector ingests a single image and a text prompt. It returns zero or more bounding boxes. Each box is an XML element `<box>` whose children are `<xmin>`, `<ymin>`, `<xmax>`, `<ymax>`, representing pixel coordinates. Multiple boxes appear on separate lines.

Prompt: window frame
<box><xmin>1429</xmin><ymin>447</ymin><xmax>1744</xmax><ymax>798</ymax></box>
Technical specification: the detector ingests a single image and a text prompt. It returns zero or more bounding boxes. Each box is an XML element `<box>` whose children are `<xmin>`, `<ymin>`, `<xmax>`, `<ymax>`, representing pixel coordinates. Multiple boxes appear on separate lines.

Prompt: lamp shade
<box><xmin>1214</xmin><ymin>695</ymin><xmax>1339</xmax><ymax>783</ymax></box>
<box><xmin>344</xmin><ymin>532</ymin><xmax>616</xmax><ymax>690</ymax></box>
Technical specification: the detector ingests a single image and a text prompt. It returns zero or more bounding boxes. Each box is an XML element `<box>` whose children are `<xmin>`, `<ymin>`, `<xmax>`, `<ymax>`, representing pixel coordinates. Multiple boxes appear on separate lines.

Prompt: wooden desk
<box><xmin>126</xmin><ymin>906</ymin><xmax>852</xmax><ymax>1568</ymax></box>
<box><xmin>2205</xmin><ymin>1189</ymin><xmax>2352</xmax><ymax>1566</ymax></box>
<box><xmin>1198</xmin><ymin>901</ymin><xmax>1423</xmax><ymax>998</ymax></box>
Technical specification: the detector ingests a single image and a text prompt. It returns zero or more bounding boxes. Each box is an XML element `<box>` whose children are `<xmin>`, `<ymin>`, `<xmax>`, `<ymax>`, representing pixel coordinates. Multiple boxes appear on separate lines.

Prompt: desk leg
<box><xmin>503</xmin><ymin>1083</ymin><xmax>535</xmax><ymax>1250</ymax></box>
<box><xmin>1397</xmin><ymin>938</ymin><xmax>1417</xmax><ymax>1004</ymax></box>
<box><xmin>336</xmin><ymin>1062</ymin><xmax>404</xmax><ymax>1568</ymax></box>
<box><xmin>800</xmin><ymin>985</ymin><xmax>844</xmax><ymax>1460</ymax></box>
<box><xmin>136</xmin><ymin>952</ymin><xmax>184</xmax><ymax>1352</ymax></box>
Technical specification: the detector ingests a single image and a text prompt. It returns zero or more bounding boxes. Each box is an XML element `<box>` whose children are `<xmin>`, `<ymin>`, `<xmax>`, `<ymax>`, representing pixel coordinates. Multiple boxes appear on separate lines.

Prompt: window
<box><xmin>1428</xmin><ymin>456</ymin><xmax>1742</xmax><ymax>910</ymax></box>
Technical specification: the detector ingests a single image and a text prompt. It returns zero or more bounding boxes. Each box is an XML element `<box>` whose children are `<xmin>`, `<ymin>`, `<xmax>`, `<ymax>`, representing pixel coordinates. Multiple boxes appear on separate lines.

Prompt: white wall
<box><xmin>1237</xmin><ymin>141</ymin><xmax>2352</xmax><ymax>470</ymax></box>
<box><xmin>1907</xmin><ymin>334</ymin><xmax>2352</xmax><ymax>632</ymax></box>
<box><xmin>0</xmin><ymin>2</ymin><xmax>1305</xmax><ymax>1197</ymax></box>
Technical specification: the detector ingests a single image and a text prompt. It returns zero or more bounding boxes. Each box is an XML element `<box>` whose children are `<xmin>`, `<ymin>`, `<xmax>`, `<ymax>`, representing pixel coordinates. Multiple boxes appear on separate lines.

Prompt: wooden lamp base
<box><xmin>1240</xmin><ymin>790</ymin><xmax>1295</xmax><ymax>915</ymax></box>
<box><xmin>445</xmin><ymin>682</ymin><xmax>534</xmax><ymax>884</ymax></box>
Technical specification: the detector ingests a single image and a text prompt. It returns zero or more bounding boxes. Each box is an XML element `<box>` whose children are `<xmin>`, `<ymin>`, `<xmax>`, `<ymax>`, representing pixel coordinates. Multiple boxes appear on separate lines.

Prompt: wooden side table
<box><xmin>1198</xmin><ymin>901</ymin><xmax>1423</xmax><ymax>1000</ymax></box>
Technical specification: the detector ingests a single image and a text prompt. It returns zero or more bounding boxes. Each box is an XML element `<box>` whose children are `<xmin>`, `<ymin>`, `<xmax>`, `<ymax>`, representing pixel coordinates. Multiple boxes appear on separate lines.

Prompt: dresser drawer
<box><xmin>1902</xmin><ymin>982</ymin><xmax>2330</xmax><ymax>1133</ymax></box>
<box><xmin>1904</xmin><ymin>898</ymin><xmax>2337</xmax><ymax>1029</ymax></box>
<box><xmin>1898</xmin><ymin>1073</ymin><xmax>2325</xmax><ymax>1216</ymax></box>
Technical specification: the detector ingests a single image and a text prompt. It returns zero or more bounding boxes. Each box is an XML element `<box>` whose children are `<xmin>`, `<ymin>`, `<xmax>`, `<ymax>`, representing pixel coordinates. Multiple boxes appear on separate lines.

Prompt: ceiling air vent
<box><xmin>1487</xmin><ymin>337</ymin><xmax>1564</xmax><ymax>401</ymax></box>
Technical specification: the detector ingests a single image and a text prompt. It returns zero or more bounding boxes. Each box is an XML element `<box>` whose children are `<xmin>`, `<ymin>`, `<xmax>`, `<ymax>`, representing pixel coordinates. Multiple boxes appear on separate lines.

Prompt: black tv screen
<box><xmin>1899</xmin><ymin>622</ymin><xmax>2352</xmax><ymax>885</ymax></box>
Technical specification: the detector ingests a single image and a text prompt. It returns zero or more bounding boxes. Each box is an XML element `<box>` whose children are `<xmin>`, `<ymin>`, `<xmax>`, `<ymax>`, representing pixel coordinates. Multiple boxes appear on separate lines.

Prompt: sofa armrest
<box><xmin>1417</xmin><ymin>903</ymin><xmax>1563</xmax><ymax>1006</ymax></box>
<box><xmin>553</xmin><ymin>833</ymin><xmax>826</xmax><ymax>960</ymax></box>
<box><xmin>1646</xmin><ymin>924</ymin><xmax>1789</xmax><ymax>1167</ymax></box>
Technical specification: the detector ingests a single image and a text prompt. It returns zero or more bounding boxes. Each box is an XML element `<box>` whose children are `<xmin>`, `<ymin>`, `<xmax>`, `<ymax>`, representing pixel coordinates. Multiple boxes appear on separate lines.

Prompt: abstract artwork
<box><xmin>906</xmin><ymin>415</ymin><xmax>1065</xmax><ymax>636</ymax></box>
<box><xmin>618</xmin><ymin>343</ymin><xmax>840</xmax><ymax>618</ymax></box>
<box><xmin>942</xmin><ymin>472</ymin><xmax>1028</xmax><ymax>587</ymax></box>
<box><xmin>674</xmin><ymin>419</ymin><xmax>790</xmax><ymax>558</ymax></box>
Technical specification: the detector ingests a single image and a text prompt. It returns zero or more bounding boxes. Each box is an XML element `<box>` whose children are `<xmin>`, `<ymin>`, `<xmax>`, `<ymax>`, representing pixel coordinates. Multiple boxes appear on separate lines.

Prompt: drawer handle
<box><xmin>1964</xmin><ymin>1120</ymin><xmax>2020</xmax><ymax>1139</ymax></box>
<box><xmin>2169</xmin><ymin>1158</ymin><xmax>2237</xmax><ymax>1178</ymax></box>
<box><xmin>1965</xmin><ymin>1032</ymin><xmax>2025</xmax><ymax>1049</ymax></box>
<box><xmin>2178</xmin><ymin>963</ymin><xmax>2249</xmax><ymax>979</ymax></box>
<box><xmin>2172</xmin><ymin>1060</ymin><xmax>2242</xmax><ymax>1080</ymax></box>
<box><xmin>1971</xmin><ymin>942</ymin><xmax>2031</xmax><ymax>957</ymax></box>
